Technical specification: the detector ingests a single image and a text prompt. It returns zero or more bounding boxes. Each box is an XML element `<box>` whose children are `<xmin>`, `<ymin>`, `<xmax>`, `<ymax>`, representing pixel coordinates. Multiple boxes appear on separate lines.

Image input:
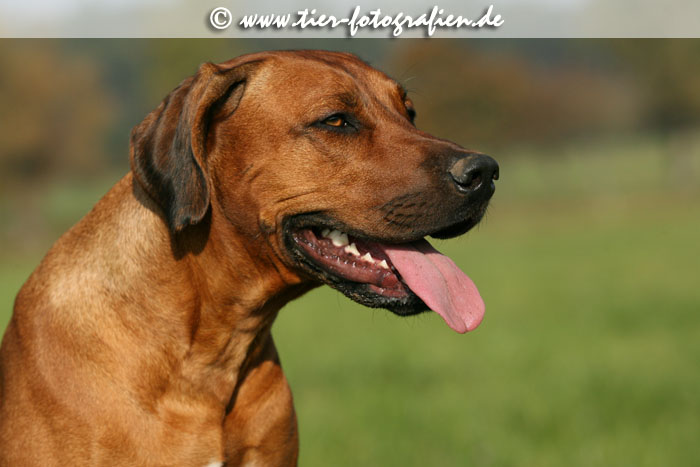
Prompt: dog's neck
<box><xmin>123</xmin><ymin>174</ymin><xmax>311</xmax><ymax>411</ymax></box>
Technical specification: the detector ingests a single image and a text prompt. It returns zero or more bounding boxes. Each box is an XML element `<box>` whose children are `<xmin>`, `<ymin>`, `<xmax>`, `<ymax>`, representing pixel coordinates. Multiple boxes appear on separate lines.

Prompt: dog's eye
<box><xmin>323</xmin><ymin>115</ymin><xmax>349</xmax><ymax>128</ymax></box>
<box><xmin>313</xmin><ymin>113</ymin><xmax>358</xmax><ymax>133</ymax></box>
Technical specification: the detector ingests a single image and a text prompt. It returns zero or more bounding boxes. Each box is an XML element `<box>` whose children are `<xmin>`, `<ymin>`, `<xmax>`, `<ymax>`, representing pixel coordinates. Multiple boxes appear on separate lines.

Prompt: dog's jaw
<box><xmin>280</xmin><ymin>213</ymin><xmax>487</xmax><ymax>332</ymax></box>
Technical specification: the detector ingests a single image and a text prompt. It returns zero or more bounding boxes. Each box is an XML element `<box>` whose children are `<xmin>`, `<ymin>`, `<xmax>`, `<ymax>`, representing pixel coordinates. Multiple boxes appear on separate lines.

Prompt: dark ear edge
<box><xmin>130</xmin><ymin>60</ymin><xmax>261</xmax><ymax>233</ymax></box>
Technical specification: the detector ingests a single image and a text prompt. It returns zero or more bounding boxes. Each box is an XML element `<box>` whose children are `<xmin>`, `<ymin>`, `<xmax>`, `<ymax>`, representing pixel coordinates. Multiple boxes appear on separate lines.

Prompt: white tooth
<box><xmin>360</xmin><ymin>252</ymin><xmax>374</xmax><ymax>263</ymax></box>
<box><xmin>328</xmin><ymin>230</ymin><xmax>340</xmax><ymax>245</ymax></box>
<box><xmin>330</xmin><ymin>231</ymin><xmax>349</xmax><ymax>247</ymax></box>
<box><xmin>344</xmin><ymin>243</ymin><xmax>360</xmax><ymax>256</ymax></box>
<box><xmin>321</xmin><ymin>228</ymin><xmax>330</xmax><ymax>238</ymax></box>
<box><xmin>378</xmin><ymin>260</ymin><xmax>389</xmax><ymax>269</ymax></box>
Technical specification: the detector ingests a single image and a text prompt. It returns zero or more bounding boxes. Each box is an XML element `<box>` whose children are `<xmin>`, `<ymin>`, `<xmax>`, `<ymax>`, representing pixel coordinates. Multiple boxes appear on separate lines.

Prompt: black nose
<box><xmin>449</xmin><ymin>153</ymin><xmax>499</xmax><ymax>195</ymax></box>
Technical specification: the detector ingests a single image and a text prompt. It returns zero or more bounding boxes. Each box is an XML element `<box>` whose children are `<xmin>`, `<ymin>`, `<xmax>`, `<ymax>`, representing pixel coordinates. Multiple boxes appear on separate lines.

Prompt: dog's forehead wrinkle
<box><xmin>279</xmin><ymin>55</ymin><xmax>388</xmax><ymax>98</ymax></box>
<box><xmin>247</xmin><ymin>55</ymin><xmax>406</xmax><ymax>127</ymax></box>
<box><xmin>254</xmin><ymin>72</ymin><xmax>356</xmax><ymax>120</ymax></box>
<box><xmin>346</xmin><ymin>74</ymin><xmax>413</xmax><ymax>125</ymax></box>
<box><xmin>308</xmin><ymin>90</ymin><xmax>363</xmax><ymax>116</ymax></box>
<box><xmin>332</xmin><ymin>91</ymin><xmax>360</xmax><ymax>109</ymax></box>
<box><xmin>273</xmin><ymin>189</ymin><xmax>318</xmax><ymax>207</ymax></box>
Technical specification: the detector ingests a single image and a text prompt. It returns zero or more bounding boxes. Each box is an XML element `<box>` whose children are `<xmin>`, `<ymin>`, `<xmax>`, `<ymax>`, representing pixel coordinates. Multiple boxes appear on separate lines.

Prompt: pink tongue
<box><xmin>379</xmin><ymin>239</ymin><xmax>484</xmax><ymax>333</ymax></box>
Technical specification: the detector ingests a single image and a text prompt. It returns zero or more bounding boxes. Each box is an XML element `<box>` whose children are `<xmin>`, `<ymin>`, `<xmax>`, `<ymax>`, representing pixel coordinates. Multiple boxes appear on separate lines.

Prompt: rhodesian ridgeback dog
<box><xmin>0</xmin><ymin>50</ymin><xmax>498</xmax><ymax>466</ymax></box>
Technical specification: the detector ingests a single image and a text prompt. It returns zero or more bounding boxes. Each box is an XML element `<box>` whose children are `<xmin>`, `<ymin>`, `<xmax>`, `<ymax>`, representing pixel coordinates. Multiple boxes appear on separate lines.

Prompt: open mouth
<box><xmin>293</xmin><ymin>228</ymin><xmax>412</xmax><ymax>299</ymax></box>
<box><xmin>287</xmin><ymin>220</ymin><xmax>485</xmax><ymax>333</ymax></box>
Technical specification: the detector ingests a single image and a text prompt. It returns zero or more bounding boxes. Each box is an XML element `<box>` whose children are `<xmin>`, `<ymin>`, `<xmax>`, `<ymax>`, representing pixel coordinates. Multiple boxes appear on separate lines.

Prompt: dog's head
<box><xmin>131</xmin><ymin>50</ymin><xmax>498</xmax><ymax>333</ymax></box>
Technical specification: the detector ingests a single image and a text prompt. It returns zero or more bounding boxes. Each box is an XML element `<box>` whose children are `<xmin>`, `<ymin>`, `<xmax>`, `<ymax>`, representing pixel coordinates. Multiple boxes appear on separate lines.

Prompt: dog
<box><xmin>0</xmin><ymin>50</ymin><xmax>498</xmax><ymax>466</ymax></box>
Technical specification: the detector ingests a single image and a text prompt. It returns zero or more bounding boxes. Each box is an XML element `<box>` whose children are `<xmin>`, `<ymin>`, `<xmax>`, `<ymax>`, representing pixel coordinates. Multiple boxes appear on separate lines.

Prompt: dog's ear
<box><xmin>130</xmin><ymin>61</ymin><xmax>258</xmax><ymax>233</ymax></box>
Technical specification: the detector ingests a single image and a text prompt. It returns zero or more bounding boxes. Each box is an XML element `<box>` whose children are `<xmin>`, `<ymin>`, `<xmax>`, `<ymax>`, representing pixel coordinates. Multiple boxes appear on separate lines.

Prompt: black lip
<box><xmin>429</xmin><ymin>217</ymin><xmax>480</xmax><ymax>240</ymax></box>
<box><xmin>280</xmin><ymin>212</ymin><xmax>485</xmax><ymax>316</ymax></box>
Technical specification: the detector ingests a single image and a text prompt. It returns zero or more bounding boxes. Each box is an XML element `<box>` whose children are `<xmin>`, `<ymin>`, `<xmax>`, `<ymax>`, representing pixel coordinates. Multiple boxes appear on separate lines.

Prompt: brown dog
<box><xmin>0</xmin><ymin>50</ymin><xmax>497</xmax><ymax>466</ymax></box>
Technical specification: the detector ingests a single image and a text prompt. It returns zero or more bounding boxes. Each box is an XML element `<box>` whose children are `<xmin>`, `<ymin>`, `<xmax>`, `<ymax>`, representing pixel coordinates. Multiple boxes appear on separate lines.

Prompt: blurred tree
<box><xmin>606</xmin><ymin>40</ymin><xmax>700</xmax><ymax>182</ymax></box>
<box><xmin>63</xmin><ymin>39</ymin><xmax>249</xmax><ymax>167</ymax></box>
<box><xmin>386</xmin><ymin>40</ymin><xmax>646</xmax><ymax>153</ymax></box>
<box><xmin>0</xmin><ymin>40</ymin><xmax>250</xmax><ymax>185</ymax></box>
<box><xmin>0</xmin><ymin>41</ymin><xmax>116</xmax><ymax>183</ymax></box>
<box><xmin>604</xmin><ymin>40</ymin><xmax>700</xmax><ymax>132</ymax></box>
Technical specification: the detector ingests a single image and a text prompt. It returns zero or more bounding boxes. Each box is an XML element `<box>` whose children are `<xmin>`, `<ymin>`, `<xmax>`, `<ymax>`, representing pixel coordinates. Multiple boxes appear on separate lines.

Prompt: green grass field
<box><xmin>1</xmin><ymin>136</ymin><xmax>699</xmax><ymax>466</ymax></box>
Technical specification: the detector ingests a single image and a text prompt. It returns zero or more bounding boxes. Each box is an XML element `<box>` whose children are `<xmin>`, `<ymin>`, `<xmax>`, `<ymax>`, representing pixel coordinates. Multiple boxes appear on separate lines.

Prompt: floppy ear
<box><xmin>130</xmin><ymin>60</ymin><xmax>258</xmax><ymax>233</ymax></box>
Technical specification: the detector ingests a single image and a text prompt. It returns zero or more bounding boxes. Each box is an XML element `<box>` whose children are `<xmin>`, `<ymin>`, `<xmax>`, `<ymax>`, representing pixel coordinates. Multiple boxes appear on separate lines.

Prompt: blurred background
<box><xmin>1</xmin><ymin>39</ymin><xmax>699</xmax><ymax>466</ymax></box>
